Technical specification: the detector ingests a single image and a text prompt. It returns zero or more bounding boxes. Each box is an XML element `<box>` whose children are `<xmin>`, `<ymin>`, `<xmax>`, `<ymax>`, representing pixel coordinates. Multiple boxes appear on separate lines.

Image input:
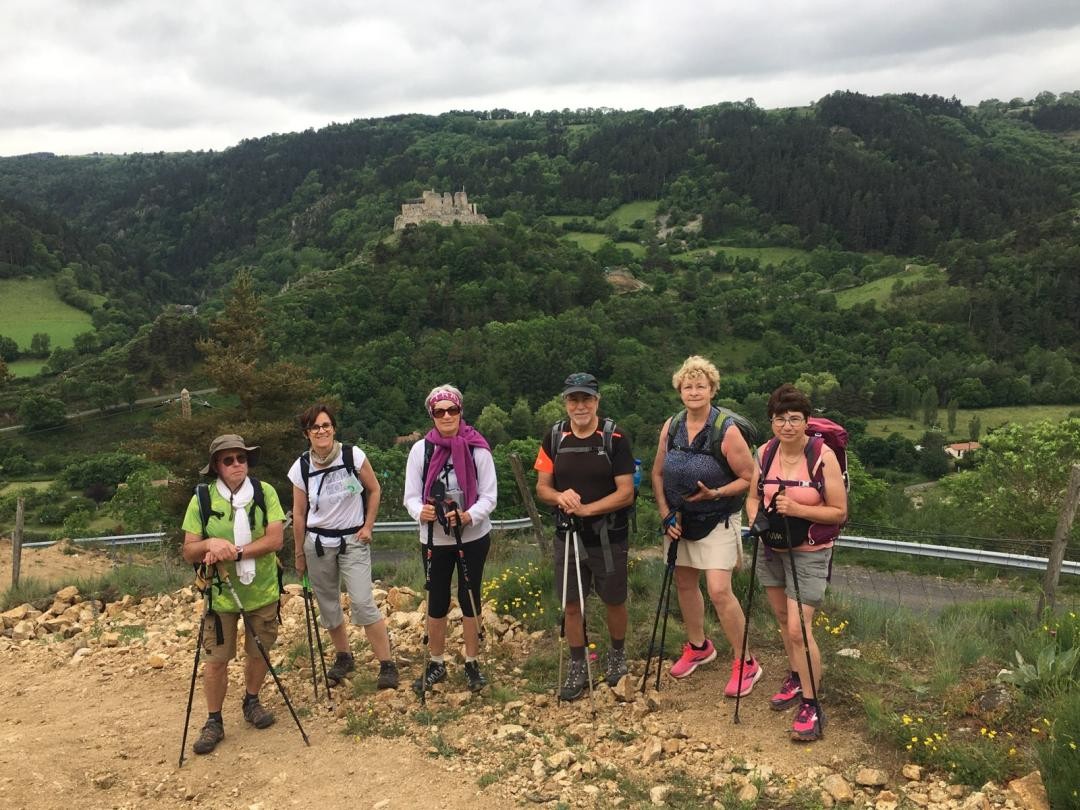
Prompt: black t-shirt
<box><xmin>535</xmin><ymin>421</ymin><xmax>635</xmax><ymax>545</ymax></box>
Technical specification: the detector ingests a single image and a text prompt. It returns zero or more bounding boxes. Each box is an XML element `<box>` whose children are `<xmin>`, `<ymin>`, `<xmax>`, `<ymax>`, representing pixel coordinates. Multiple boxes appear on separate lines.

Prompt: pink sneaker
<box><xmin>670</xmin><ymin>639</ymin><xmax>716</xmax><ymax>679</ymax></box>
<box><xmin>724</xmin><ymin>657</ymin><xmax>763</xmax><ymax>697</ymax></box>
<box><xmin>791</xmin><ymin>700</ymin><xmax>825</xmax><ymax>741</ymax></box>
<box><xmin>770</xmin><ymin>672</ymin><xmax>802</xmax><ymax>710</ymax></box>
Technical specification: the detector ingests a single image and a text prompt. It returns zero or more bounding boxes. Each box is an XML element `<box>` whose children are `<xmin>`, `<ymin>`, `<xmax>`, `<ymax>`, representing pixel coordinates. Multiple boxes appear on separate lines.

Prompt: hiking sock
<box><xmin>208</xmin><ymin>711</ymin><xmax>223</xmax><ymax>723</ymax></box>
<box><xmin>242</xmin><ymin>692</ymin><xmax>259</xmax><ymax>707</ymax></box>
<box><xmin>611</xmin><ymin>638</ymin><xmax>625</xmax><ymax>651</ymax></box>
<box><xmin>465</xmin><ymin>656</ymin><xmax>477</xmax><ymax>663</ymax></box>
<box><xmin>430</xmin><ymin>654</ymin><xmax>445</xmax><ymax>664</ymax></box>
<box><xmin>690</xmin><ymin>640</ymin><xmax>709</xmax><ymax>652</ymax></box>
<box><xmin>570</xmin><ymin>646</ymin><xmax>586</xmax><ymax>662</ymax></box>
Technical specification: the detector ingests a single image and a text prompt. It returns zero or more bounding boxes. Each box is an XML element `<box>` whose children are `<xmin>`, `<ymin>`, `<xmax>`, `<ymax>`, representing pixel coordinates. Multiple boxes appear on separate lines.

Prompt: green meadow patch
<box><xmin>561</xmin><ymin>232</ymin><xmax>608</xmax><ymax>251</ymax></box>
<box><xmin>836</xmin><ymin>264</ymin><xmax>944</xmax><ymax>308</ymax></box>
<box><xmin>607</xmin><ymin>200</ymin><xmax>658</xmax><ymax>228</ymax></box>
<box><xmin>673</xmin><ymin>245</ymin><xmax>812</xmax><ymax>266</ymax></box>
<box><xmin>0</xmin><ymin>278</ymin><xmax>95</xmax><ymax>350</ymax></box>
<box><xmin>6</xmin><ymin>359</ymin><xmax>46</xmax><ymax>378</ymax></box>
<box><xmin>866</xmin><ymin>404</ymin><xmax>1080</xmax><ymax>441</ymax></box>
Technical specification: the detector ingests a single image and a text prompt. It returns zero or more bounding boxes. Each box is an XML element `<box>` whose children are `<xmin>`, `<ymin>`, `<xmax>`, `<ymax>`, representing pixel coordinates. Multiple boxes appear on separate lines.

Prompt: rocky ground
<box><xmin>0</xmin><ymin>552</ymin><xmax>1052</xmax><ymax>809</ymax></box>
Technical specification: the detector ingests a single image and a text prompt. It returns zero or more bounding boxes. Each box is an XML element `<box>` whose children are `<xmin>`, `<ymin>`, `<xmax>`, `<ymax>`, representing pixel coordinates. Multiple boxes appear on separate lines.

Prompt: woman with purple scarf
<box><xmin>403</xmin><ymin>384</ymin><xmax>497</xmax><ymax>693</ymax></box>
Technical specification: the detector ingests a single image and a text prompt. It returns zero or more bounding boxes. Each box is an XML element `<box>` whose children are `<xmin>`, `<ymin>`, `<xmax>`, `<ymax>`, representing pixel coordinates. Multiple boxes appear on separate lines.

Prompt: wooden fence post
<box><xmin>1038</xmin><ymin>463</ymin><xmax>1080</xmax><ymax>619</ymax></box>
<box><xmin>11</xmin><ymin>497</ymin><xmax>25</xmax><ymax>589</ymax></box>
<box><xmin>509</xmin><ymin>453</ymin><xmax>551</xmax><ymax>561</ymax></box>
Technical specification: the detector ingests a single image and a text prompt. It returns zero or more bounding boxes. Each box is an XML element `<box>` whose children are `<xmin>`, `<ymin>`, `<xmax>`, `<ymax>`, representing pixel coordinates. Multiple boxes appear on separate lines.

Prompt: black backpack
<box><xmin>195</xmin><ymin>477</ymin><xmax>268</xmax><ymax>536</ymax></box>
<box><xmin>549</xmin><ymin>417</ymin><xmax>637</xmax><ymax>530</ymax></box>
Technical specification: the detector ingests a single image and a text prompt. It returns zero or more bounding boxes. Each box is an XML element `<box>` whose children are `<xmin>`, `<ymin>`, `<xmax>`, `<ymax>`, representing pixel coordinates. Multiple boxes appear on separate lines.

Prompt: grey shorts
<box><xmin>554</xmin><ymin>533</ymin><xmax>628</xmax><ymax>606</ymax></box>
<box><xmin>755</xmin><ymin>545</ymin><xmax>833</xmax><ymax>608</ymax></box>
<box><xmin>303</xmin><ymin>536</ymin><xmax>382</xmax><ymax>627</ymax></box>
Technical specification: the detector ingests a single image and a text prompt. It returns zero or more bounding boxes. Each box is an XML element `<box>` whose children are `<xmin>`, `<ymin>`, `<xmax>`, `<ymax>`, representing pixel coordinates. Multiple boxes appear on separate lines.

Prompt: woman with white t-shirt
<box><xmin>289</xmin><ymin>403</ymin><xmax>398</xmax><ymax>689</ymax></box>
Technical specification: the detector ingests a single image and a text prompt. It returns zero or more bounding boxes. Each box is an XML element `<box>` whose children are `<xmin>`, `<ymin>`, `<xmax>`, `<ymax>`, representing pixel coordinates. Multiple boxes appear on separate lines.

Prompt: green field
<box><xmin>673</xmin><ymin>245</ymin><xmax>811</xmax><ymax>266</ymax></box>
<box><xmin>561</xmin><ymin>232</ymin><xmax>608</xmax><ymax>251</ymax></box>
<box><xmin>0</xmin><ymin>480</ymin><xmax>54</xmax><ymax>496</ymax></box>
<box><xmin>608</xmin><ymin>200</ymin><xmax>658</xmax><ymax>228</ymax></box>
<box><xmin>6</xmin><ymin>359</ymin><xmax>46</xmax><ymax>378</ymax></box>
<box><xmin>615</xmin><ymin>241</ymin><xmax>645</xmax><ymax>258</ymax></box>
<box><xmin>866</xmin><ymin>404</ymin><xmax>1080</xmax><ymax>441</ymax></box>
<box><xmin>836</xmin><ymin>264</ymin><xmax>944</xmax><ymax>308</ymax></box>
<box><xmin>0</xmin><ymin>278</ymin><xmax>95</xmax><ymax>349</ymax></box>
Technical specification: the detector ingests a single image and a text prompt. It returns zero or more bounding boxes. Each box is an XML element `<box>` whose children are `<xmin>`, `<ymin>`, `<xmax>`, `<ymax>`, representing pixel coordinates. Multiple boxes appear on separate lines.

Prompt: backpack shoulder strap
<box><xmin>804</xmin><ymin>437</ymin><xmax>827</xmax><ymax>492</ymax></box>
<box><xmin>666</xmin><ymin>410</ymin><xmax>687</xmax><ymax>451</ymax></box>
<box><xmin>340</xmin><ymin>445</ymin><xmax>356</xmax><ymax>478</ymax></box>
<box><xmin>420</xmin><ymin>439</ymin><xmax>435</xmax><ymax>489</ymax></box>
<box><xmin>757</xmin><ymin>438</ymin><xmax>782</xmax><ymax>500</ymax></box>
<box><xmin>195</xmin><ymin>483</ymin><xmax>217</xmax><ymax>537</ymax></box>
<box><xmin>550</xmin><ymin>421</ymin><xmax>566</xmax><ymax>458</ymax></box>
<box><xmin>711</xmin><ymin>407</ymin><xmax>732</xmax><ymax>463</ymax></box>
<box><xmin>601</xmin><ymin>417</ymin><xmax>616</xmax><ymax>459</ymax></box>
<box><xmin>249</xmin><ymin>476</ymin><xmax>268</xmax><ymax>530</ymax></box>
<box><xmin>299</xmin><ymin>451</ymin><xmax>311</xmax><ymax>490</ymax></box>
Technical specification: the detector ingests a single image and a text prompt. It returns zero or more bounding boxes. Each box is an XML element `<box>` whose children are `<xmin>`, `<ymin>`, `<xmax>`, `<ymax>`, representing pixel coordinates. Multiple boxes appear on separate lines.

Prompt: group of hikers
<box><xmin>180</xmin><ymin>355</ymin><xmax>848</xmax><ymax>759</ymax></box>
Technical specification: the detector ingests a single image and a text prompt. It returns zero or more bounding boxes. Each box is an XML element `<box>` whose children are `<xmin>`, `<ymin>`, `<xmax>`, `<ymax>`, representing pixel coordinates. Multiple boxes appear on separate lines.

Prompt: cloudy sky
<box><xmin>2</xmin><ymin>0</ymin><xmax>1078</xmax><ymax>157</ymax></box>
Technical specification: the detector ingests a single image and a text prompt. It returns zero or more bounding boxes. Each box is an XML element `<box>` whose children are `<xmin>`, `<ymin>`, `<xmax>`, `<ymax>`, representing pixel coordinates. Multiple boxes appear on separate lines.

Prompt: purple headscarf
<box><xmin>422</xmin><ymin>422</ymin><xmax>491</xmax><ymax>509</ymax></box>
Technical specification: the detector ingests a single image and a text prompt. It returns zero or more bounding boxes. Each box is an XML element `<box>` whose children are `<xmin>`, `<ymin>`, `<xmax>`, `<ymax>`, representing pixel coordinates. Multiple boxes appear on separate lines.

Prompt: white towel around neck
<box><xmin>217</xmin><ymin>477</ymin><xmax>257</xmax><ymax>585</ymax></box>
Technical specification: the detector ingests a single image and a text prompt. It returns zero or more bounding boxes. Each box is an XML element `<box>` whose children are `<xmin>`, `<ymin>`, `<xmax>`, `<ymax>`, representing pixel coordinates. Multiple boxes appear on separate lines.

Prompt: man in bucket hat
<box><xmin>181</xmin><ymin>434</ymin><xmax>286</xmax><ymax>755</ymax></box>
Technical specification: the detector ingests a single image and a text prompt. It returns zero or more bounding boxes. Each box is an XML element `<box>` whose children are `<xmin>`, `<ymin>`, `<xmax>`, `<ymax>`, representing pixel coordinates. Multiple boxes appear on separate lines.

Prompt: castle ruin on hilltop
<box><xmin>393</xmin><ymin>189</ymin><xmax>489</xmax><ymax>230</ymax></box>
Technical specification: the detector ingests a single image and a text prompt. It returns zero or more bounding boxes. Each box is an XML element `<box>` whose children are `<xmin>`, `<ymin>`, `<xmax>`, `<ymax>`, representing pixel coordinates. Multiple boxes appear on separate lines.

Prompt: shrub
<box><xmin>1037</xmin><ymin>689</ymin><xmax>1080</xmax><ymax>809</ymax></box>
<box><xmin>481</xmin><ymin>560</ymin><xmax>553</xmax><ymax>629</ymax></box>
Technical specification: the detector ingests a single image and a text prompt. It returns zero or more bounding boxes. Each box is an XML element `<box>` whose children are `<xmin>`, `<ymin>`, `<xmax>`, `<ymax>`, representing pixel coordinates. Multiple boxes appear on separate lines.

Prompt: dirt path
<box><xmin>0</xmin><ymin>649</ymin><xmax>482</xmax><ymax>810</ymax></box>
<box><xmin>0</xmin><ymin>540</ymin><xmax>115</xmax><ymax>588</ymax></box>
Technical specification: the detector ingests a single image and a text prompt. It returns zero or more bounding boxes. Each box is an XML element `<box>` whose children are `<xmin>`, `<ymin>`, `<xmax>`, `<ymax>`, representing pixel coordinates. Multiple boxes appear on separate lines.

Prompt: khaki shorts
<box><xmin>665</xmin><ymin>514</ymin><xmax>742</xmax><ymax>571</ymax></box>
<box><xmin>755</xmin><ymin>545</ymin><xmax>833</xmax><ymax>608</ymax></box>
<box><xmin>202</xmin><ymin>602</ymin><xmax>279</xmax><ymax>663</ymax></box>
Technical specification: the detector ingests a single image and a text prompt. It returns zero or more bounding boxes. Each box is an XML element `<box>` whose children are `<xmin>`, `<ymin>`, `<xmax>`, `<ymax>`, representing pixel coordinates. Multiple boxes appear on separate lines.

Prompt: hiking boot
<box><xmin>463</xmin><ymin>660</ymin><xmax>488</xmax><ymax>693</ymax></box>
<box><xmin>669</xmin><ymin>639</ymin><xmax>717</xmax><ymax>679</ymax></box>
<box><xmin>411</xmin><ymin>660</ymin><xmax>448</xmax><ymax>696</ymax></box>
<box><xmin>791</xmin><ymin>700</ymin><xmax>825</xmax><ymax>742</ymax></box>
<box><xmin>192</xmin><ymin>718</ymin><xmax>224</xmax><ymax>755</ymax></box>
<box><xmin>770</xmin><ymin>672</ymin><xmax>802</xmax><ymax>710</ymax></box>
<box><xmin>559</xmin><ymin>658</ymin><xmax>588</xmax><ymax>702</ymax></box>
<box><xmin>326</xmin><ymin>652</ymin><xmax>355</xmax><ymax>686</ymax></box>
<box><xmin>605</xmin><ymin>647</ymin><xmax>628</xmax><ymax>688</ymax></box>
<box><xmin>242</xmin><ymin>698</ymin><xmax>275</xmax><ymax>729</ymax></box>
<box><xmin>377</xmin><ymin>660</ymin><xmax>400</xmax><ymax>690</ymax></box>
<box><xmin>724</xmin><ymin>657</ymin><xmax>763</xmax><ymax>698</ymax></box>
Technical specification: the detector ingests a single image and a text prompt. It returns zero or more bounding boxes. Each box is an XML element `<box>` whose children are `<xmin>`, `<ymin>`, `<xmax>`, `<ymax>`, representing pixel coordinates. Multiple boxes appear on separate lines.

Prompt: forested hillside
<box><xmin>0</xmin><ymin>90</ymin><xmax>1078</xmax><ymax>462</ymax></box>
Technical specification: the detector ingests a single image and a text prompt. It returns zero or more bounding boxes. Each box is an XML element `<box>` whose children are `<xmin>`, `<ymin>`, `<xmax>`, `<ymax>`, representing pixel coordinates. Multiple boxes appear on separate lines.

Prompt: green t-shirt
<box><xmin>182</xmin><ymin>479</ymin><xmax>286</xmax><ymax>612</ymax></box>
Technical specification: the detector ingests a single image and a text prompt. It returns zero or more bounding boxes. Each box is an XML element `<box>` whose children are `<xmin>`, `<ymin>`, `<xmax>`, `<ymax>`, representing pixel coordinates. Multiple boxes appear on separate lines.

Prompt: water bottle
<box><xmin>633</xmin><ymin>458</ymin><xmax>642</xmax><ymax>491</ymax></box>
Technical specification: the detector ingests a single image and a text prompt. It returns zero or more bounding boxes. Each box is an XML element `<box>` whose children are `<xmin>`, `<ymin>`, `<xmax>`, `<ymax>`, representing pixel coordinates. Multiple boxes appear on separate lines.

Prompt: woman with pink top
<box><xmin>746</xmin><ymin>383</ymin><xmax>847</xmax><ymax>742</ymax></box>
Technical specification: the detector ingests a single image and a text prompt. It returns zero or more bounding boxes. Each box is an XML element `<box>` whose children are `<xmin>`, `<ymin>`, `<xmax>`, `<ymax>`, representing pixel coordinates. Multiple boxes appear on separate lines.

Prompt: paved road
<box><xmin>0</xmin><ymin>388</ymin><xmax>216</xmax><ymax>433</ymax></box>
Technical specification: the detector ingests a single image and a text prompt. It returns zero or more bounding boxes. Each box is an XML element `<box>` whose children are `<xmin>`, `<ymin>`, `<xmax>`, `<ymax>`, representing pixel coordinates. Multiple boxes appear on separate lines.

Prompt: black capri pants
<box><xmin>420</xmin><ymin>533</ymin><xmax>491</xmax><ymax>619</ymax></box>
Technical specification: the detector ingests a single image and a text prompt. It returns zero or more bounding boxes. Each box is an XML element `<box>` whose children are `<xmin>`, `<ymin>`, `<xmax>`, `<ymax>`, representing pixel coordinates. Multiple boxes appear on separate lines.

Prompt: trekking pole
<box><xmin>445</xmin><ymin>497</ymin><xmax>484</xmax><ymax>647</ymax></box>
<box><xmin>734</xmin><ymin>526</ymin><xmax>762</xmax><ymax>724</ymax></box>
<box><xmin>780</xmin><ymin>488</ymin><xmax>820</xmax><ymax>707</ymax></box>
<box><xmin>654</xmin><ymin>535</ymin><xmax>678</xmax><ymax>693</ymax></box>
<box><xmin>557</xmin><ymin>516</ymin><xmax>571</xmax><ymax>705</ymax></box>
<box><xmin>300</xmin><ymin>572</ymin><xmax>319</xmax><ymax>701</ymax></box>
<box><xmin>569</xmin><ymin>521</ymin><xmax>596</xmax><ymax>716</ymax></box>
<box><xmin>418</xmin><ymin>506</ymin><xmax>435</xmax><ymax>707</ymax></box>
<box><xmin>214</xmin><ymin>564</ymin><xmax>310</xmax><ymax>747</ymax></box>
<box><xmin>303</xmin><ymin>572</ymin><xmax>333</xmax><ymax>708</ymax></box>
<box><xmin>641</xmin><ymin>511</ymin><xmax>678</xmax><ymax>694</ymax></box>
<box><xmin>178</xmin><ymin>565</ymin><xmax>211</xmax><ymax>768</ymax></box>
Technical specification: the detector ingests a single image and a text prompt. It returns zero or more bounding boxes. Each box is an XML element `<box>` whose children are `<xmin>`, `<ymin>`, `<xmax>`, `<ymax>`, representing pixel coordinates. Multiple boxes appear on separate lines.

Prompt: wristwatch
<box><xmin>236</xmin><ymin>548</ymin><xmax>244</xmax><ymax>561</ymax></box>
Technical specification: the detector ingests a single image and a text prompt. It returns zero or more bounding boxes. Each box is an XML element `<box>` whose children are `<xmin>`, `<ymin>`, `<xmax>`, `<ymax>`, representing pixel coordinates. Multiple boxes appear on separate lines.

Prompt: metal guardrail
<box><xmin>22</xmin><ymin>518</ymin><xmax>536</xmax><ymax>549</ymax></box>
<box><xmin>20</xmin><ymin>524</ymin><xmax>1079</xmax><ymax>576</ymax></box>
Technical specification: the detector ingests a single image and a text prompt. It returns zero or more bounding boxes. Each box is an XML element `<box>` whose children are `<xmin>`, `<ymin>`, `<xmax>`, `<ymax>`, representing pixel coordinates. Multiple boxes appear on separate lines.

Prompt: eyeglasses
<box><xmin>219</xmin><ymin>454</ymin><xmax>248</xmax><ymax>467</ymax></box>
<box><xmin>772</xmin><ymin>415</ymin><xmax>807</xmax><ymax>427</ymax></box>
<box><xmin>308</xmin><ymin>422</ymin><xmax>334</xmax><ymax>433</ymax></box>
<box><xmin>432</xmin><ymin>406</ymin><xmax>461</xmax><ymax>418</ymax></box>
